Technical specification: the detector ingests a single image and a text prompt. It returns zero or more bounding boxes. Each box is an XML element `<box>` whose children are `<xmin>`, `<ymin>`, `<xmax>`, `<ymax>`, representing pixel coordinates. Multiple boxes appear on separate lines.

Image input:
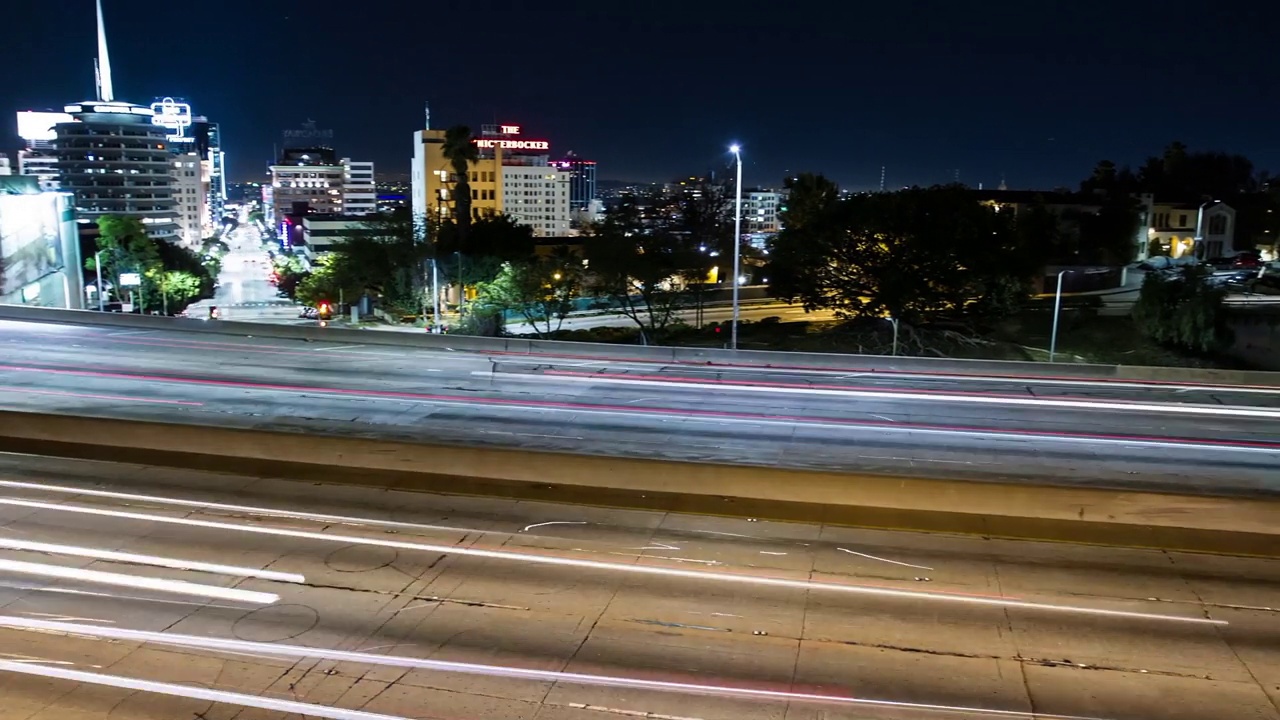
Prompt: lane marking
<box><xmin>0</xmin><ymin>661</ymin><xmax>412</xmax><ymax>720</ymax></box>
<box><xmin>541</xmin><ymin>372</ymin><xmax>1280</xmax><ymax>420</ymax></box>
<box><xmin>0</xmin><ymin>497</ymin><xmax>1223</xmax><ymax>625</ymax></box>
<box><xmin>0</xmin><ymin>558</ymin><xmax>279</xmax><ymax>604</ymax></box>
<box><xmin>0</xmin><ymin>538</ymin><xmax>304</xmax><ymax>583</ymax></box>
<box><xmin>0</xmin><ymin>617</ymin><xmax>1118</xmax><ymax>720</ymax></box>
<box><xmin>0</xmin><ymin>386</ymin><xmax>202</xmax><ymax>406</ymax></box>
<box><xmin>838</xmin><ymin>547</ymin><xmax>934</xmax><ymax>571</ymax></box>
<box><xmin>313</xmin><ymin>345</ymin><xmax>365</xmax><ymax>352</ymax></box>
<box><xmin>521</xmin><ymin>520</ymin><xmax>588</xmax><ymax>532</ymax></box>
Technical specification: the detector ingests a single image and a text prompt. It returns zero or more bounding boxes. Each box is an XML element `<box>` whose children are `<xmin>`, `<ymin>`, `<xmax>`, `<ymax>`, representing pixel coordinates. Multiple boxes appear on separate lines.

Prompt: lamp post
<box><xmin>1048</xmin><ymin>269</ymin><xmax>1075</xmax><ymax>362</ymax></box>
<box><xmin>729</xmin><ymin>144</ymin><xmax>743</xmax><ymax>350</ymax></box>
<box><xmin>94</xmin><ymin>250</ymin><xmax>104</xmax><ymax>312</ymax></box>
<box><xmin>454</xmin><ymin>250</ymin><xmax>465</xmax><ymax>315</ymax></box>
<box><xmin>1192</xmin><ymin>199</ymin><xmax>1220</xmax><ymax>261</ymax></box>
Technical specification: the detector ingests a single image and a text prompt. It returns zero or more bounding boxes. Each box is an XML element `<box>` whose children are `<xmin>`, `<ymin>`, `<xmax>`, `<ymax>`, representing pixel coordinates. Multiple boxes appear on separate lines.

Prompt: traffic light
<box><xmin>317</xmin><ymin>302</ymin><xmax>332</xmax><ymax>320</ymax></box>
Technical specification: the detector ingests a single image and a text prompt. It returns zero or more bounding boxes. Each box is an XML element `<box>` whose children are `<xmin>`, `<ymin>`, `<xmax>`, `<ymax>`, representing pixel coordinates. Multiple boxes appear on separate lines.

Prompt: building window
<box><xmin>1179</xmin><ymin>213</ymin><xmax>1187</xmax><ymax>227</ymax></box>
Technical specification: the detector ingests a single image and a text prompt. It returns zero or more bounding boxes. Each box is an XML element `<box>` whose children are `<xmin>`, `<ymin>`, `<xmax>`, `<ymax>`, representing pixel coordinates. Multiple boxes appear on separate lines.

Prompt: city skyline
<box><xmin>2</xmin><ymin>1</ymin><xmax>1279</xmax><ymax>189</ymax></box>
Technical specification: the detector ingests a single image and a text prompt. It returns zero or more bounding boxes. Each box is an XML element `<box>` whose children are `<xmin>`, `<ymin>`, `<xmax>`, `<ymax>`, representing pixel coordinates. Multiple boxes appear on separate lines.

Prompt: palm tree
<box><xmin>441</xmin><ymin>125</ymin><xmax>479</xmax><ymax>243</ymax></box>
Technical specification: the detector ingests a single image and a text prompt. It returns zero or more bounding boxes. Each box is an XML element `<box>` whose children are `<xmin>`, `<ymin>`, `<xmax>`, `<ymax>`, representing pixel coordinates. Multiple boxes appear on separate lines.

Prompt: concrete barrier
<box><xmin>0</xmin><ymin>409</ymin><xmax>1276</xmax><ymax>556</ymax></box>
<box><xmin>4</xmin><ymin>304</ymin><xmax>1279</xmax><ymax>386</ymax></box>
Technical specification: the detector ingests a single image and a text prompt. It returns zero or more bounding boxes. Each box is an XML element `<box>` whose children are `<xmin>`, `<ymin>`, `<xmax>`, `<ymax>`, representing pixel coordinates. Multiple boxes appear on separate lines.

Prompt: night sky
<box><xmin>4</xmin><ymin>1</ymin><xmax>1278</xmax><ymax>190</ymax></box>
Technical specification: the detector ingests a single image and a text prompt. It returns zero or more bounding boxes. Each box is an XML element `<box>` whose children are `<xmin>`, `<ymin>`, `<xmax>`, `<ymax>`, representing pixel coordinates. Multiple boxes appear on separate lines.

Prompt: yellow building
<box><xmin>410</xmin><ymin>129</ymin><xmax>503</xmax><ymax>224</ymax></box>
<box><xmin>411</xmin><ymin>124</ymin><xmax>572</xmax><ymax>237</ymax></box>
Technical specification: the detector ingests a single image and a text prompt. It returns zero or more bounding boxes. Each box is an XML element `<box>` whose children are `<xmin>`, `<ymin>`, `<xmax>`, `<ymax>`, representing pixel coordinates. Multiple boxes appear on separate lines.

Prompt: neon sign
<box><xmin>475</xmin><ymin>139</ymin><xmax>549</xmax><ymax>150</ymax></box>
<box><xmin>150</xmin><ymin>97</ymin><xmax>192</xmax><ymax>139</ymax></box>
<box><xmin>499</xmin><ymin>125</ymin><xmax>521</xmax><ymax>135</ymax></box>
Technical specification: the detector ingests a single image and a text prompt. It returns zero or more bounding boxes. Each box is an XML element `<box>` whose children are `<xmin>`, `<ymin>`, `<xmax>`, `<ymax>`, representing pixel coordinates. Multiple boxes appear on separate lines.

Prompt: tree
<box><xmin>478</xmin><ymin>249</ymin><xmax>584</xmax><ymax>338</ymax></box>
<box><xmin>586</xmin><ymin>196</ymin><xmax>707</xmax><ymax>342</ymax></box>
<box><xmin>87</xmin><ymin>216</ymin><xmax>160</xmax><ymax>304</ymax></box>
<box><xmin>770</xmin><ymin>184</ymin><xmax>1032</xmax><ymax>325</ymax></box>
<box><xmin>766</xmin><ymin>173</ymin><xmax>842</xmax><ymax>301</ymax></box>
<box><xmin>1132</xmin><ymin>266</ymin><xmax>1232</xmax><ymax>353</ymax></box>
<box><xmin>442</xmin><ymin>125</ymin><xmax>479</xmax><ymax>243</ymax></box>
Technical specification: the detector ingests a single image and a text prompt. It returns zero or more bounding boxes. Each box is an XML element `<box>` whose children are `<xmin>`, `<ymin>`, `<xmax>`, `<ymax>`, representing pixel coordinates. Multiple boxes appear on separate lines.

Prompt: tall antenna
<box><xmin>879</xmin><ymin>166</ymin><xmax>886</xmax><ymax>192</ymax></box>
<box><xmin>95</xmin><ymin>0</ymin><xmax>114</xmax><ymax>102</ymax></box>
<box><xmin>954</xmin><ymin>168</ymin><xmax>960</xmax><ymax>184</ymax></box>
<box><xmin>424</xmin><ymin>102</ymin><xmax>431</xmax><ymax>131</ymax></box>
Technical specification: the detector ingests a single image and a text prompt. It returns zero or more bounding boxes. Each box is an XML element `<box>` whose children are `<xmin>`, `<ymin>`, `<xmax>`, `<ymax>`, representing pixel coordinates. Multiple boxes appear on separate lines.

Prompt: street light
<box><xmin>1048</xmin><ymin>269</ymin><xmax>1076</xmax><ymax>363</ymax></box>
<box><xmin>729</xmin><ymin>144</ymin><xmax>743</xmax><ymax>350</ymax></box>
<box><xmin>454</xmin><ymin>250</ymin><xmax>465</xmax><ymax>315</ymax></box>
<box><xmin>1192</xmin><ymin>199</ymin><xmax>1221</xmax><ymax>261</ymax></box>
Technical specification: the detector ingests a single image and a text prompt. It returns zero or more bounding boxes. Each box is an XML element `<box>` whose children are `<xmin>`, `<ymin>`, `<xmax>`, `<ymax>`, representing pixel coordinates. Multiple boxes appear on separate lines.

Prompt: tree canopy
<box><xmin>86</xmin><ymin>216</ymin><xmax>215</xmax><ymax>314</ymax></box>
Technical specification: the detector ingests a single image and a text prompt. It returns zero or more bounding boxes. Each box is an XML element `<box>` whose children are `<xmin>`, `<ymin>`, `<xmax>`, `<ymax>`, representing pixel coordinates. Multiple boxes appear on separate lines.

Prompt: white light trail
<box><xmin>0</xmin><ymin>660</ymin><xmax>412</xmax><ymax>720</ymax></box>
<box><xmin>0</xmin><ymin>479</ymin><xmax>490</xmax><ymax>536</ymax></box>
<box><xmin>0</xmin><ymin>558</ymin><xmax>278</xmax><ymax>605</ymax></box>
<box><xmin>0</xmin><ymin>617</ymin><xmax>1113</xmax><ymax>720</ymax></box>
<box><xmin>544</xmin><ymin>374</ymin><xmax>1280</xmax><ymax>420</ymax></box>
<box><xmin>0</xmin><ymin>538</ymin><xmax>304</xmax><ymax>583</ymax></box>
<box><xmin>0</xmin><ymin>497</ymin><xmax>1222</xmax><ymax>625</ymax></box>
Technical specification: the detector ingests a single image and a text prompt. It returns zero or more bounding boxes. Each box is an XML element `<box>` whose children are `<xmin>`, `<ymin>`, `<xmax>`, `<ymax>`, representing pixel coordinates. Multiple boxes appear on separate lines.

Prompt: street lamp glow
<box><xmin>729</xmin><ymin>143</ymin><xmax>743</xmax><ymax>350</ymax></box>
<box><xmin>729</xmin><ymin>144</ymin><xmax>741</xmax><ymax>154</ymax></box>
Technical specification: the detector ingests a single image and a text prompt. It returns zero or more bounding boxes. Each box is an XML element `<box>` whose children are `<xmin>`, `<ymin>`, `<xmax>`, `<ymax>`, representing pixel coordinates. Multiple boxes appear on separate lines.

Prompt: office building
<box><xmin>341</xmin><ymin>158</ymin><xmax>377</xmax><ymax>215</ymax></box>
<box><xmin>52</xmin><ymin>0</ymin><xmax>178</xmax><ymax>241</ymax></box>
<box><xmin>268</xmin><ymin>147</ymin><xmax>345</xmax><ymax>229</ymax></box>
<box><xmin>171</xmin><ymin>152</ymin><xmax>206</xmax><ymax>244</ymax></box>
<box><xmin>151</xmin><ymin>97</ymin><xmax>227</xmax><ymax>232</ymax></box>
<box><xmin>550</xmin><ymin>153</ymin><xmax>597</xmax><ymax>212</ymax></box>
<box><xmin>15</xmin><ymin>111</ymin><xmax>75</xmax><ymax>192</ymax></box>
<box><xmin>411</xmin><ymin>121</ymin><xmax>571</xmax><ymax>237</ymax></box>
<box><xmin>741</xmin><ymin>190</ymin><xmax>785</xmax><ymax>235</ymax></box>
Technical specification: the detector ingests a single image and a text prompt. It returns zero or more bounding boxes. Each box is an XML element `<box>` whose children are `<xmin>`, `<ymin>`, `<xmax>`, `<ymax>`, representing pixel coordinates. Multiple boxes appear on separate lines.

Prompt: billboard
<box><xmin>0</xmin><ymin>194</ymin><xmax>71</xmax><ymax>300</ymax></box>
<box><xmin>16</xmin><ymin>111</ymin><xmax>75</xmax><ymax>142</ymax></box>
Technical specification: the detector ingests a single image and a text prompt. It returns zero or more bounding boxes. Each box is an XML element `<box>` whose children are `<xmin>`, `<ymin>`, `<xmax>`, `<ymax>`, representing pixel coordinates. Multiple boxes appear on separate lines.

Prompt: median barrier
<box><xmin>0</xmin><ymin>409</ymin><xmax>1276</xmax><ymax>556</ymax></box>
<box><xmin>4</xmin><ymin>304</ymin><xmax>1280</xmax><ymax>386</ymax></box>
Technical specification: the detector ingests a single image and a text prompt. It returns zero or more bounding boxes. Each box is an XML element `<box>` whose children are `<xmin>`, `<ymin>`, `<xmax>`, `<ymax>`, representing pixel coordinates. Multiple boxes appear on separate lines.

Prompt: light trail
<box><xmin>0</xmin><ymin>496</ymin><xmax>1223</xmax><ymax>625</ymax></box>
<box><xmin>0</xmin><ymin>558</ymin><xmax>279</xmax><ymax>604</ymax></box>
<box><xmin>0</xmin><ymin>616</ymin><xmax>1114</xmax><ymax>720</ymax></box>
<box><xmin>0</xmin><ymin>537</ymin><xmax>304</xmax><ymax>583</ymax></box>
<box><xmin>540</xmin><ymin>372</ymin><xmax>1280</xmax><ymax>420</ymax></box>
<box><xmin>0</xmin><ymin>660</ymin><xmax>414</xmax><ymax>720</ymax></box>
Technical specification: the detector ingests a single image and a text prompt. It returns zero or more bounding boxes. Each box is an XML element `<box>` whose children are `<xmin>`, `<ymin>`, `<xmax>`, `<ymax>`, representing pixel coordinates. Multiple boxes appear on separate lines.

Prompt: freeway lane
<box><xmin>0</xmin><ymin>455</ymin><xmax>1277</xmax><ymax>720</ymax></box>
<box><xmin>0</xmin><ymin>318</ymin><xmax>1278</xmax><ymax>493</ymax></box>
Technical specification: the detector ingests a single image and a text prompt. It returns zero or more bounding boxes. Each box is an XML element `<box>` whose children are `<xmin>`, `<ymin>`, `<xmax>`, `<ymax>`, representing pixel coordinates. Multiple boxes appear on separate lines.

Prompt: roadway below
<box><xmin>0</xmin><ymin>454</ymin><xmax>1275</xmax><ymax>720</ymax></box>
<box><xmin>0</xmin><ymin>317</ymin><xmax>1278</xmax><ymax>495</ymax></box>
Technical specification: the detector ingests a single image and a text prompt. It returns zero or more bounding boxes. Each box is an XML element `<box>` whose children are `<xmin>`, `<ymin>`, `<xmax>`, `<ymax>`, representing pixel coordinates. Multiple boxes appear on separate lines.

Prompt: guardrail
<box><xmin>3</xmin><ymin>304</ymin><xmax>1279</xmax><ymax>386</ymax></box>
<box><xmin>0</xmin><ymin>409</ymin><xmax>1275</xmax><ymax>556</ymax></box>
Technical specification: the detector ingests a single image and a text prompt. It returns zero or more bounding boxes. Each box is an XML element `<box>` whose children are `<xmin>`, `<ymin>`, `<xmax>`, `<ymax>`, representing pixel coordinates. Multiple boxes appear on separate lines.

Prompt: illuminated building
<box><xmin>267</xmin><ymin>147</ymin><xmax>345</xmax><ymax>229</ymax></box>
<box><xmin>411</xmin><ymin>122</ymin><xmax>571</xmax><ymax>237</ymax></box>
<box><xmin>341</xmin><ymin>159</ymin><xmax>377</xmax><ymax>215</ymax></box>
<box><xmin>171</xmin><ymin>152</ymin><xmax>205</xmax><ymax>245</ymax></box>
<box><xmin>16</xmin><ymin>111</ymin><xmax>76</xmax><ymax>192</ymax></box>
<box><xmin>550</xmin><ymin>153</ymin><xmax>598</xmax><ymax>212</ymax></box>
<box><xmin>151</xmin><ymin>97</ymin><xmax>227</xmax><ymax>233</ymax></box>
<box><xmin>0</xmin><ymin>176</ymin><xmax>84</xmax><ymax>309</ymax></box>
<box><xmin>52</xmin><ymin>1</ymin><xmax>178</xmax><ymax>241</ymax></box>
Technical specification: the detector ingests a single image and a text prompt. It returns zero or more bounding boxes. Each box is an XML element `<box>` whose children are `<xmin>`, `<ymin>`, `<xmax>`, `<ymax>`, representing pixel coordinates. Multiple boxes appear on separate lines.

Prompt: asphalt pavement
<box><xmin>0</xmin><ymin>318</ymin><xmax>1278</xmax><ymax>495</ymax></box>
<box><xmin>0</xmin><ymin>454</ymin><xmax>1276</xmax><ymax>720</ymax></box>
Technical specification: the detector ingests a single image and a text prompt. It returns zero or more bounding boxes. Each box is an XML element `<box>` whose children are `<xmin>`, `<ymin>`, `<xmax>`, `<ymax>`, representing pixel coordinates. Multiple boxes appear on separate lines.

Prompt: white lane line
<box><xmin>0</xmin><ymin>497</ymin><xmax>1222</xmax><ymax>625</ymax></box>
<box><xmin>0</xmin><ymin>480</ymin><xmax>493</xmax><ymax>537</ymax></box>
<box><xmin>521</xmin><ymin>521</ymin><xmax>588</xmax><ymax>532</ymax></box>
<box><xmin>0</xmin><ymin>617</ymin><xmax>1115</xmax><ymax>720</ymax></box>
<box><xmin>0</xmin><ymin>661</ymin><xmax>412</xmax><ymax>720</ymax></box>
<box><xmin>313</xmin><ymin>345</ymin><xmax>365</xmax><ymax>352</ymax></box>
<box><xmin>20</xmin><ymin>612</ymin><xmax>113</xmax><ymax>624</ymax></box>
<box><xmin>105</xmin><ymin>330</ymin><xmax>155</xmax><ymax>337</ymax></box>
<box><xmin>0</xmin><ymin>558</ymin><xmax>279</xmax><ymax>604</ymax></box>
<box><xmin>0</xmin><ymin>538</ymin><xmax>304</xmax><ymax>583</ymax></box>
<box><xmin>545</xmin><ymin>374</ymin><xmax>1280</xmax><ymax>420</ymax></box>
<box><xmin>838</xmin><ymin>547</ymin><xmax>934</xmax><ymax>571</ymax></box>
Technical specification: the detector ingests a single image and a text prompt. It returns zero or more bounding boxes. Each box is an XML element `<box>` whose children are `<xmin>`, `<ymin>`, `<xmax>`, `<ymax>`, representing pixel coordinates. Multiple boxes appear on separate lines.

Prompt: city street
<box><xmin>0</xmin><ymin>454</ymin><xmax>1275</xmax><ymax>720</ymax></box>
<box><xmin>187</xmin><ymin>220</ymin><xmax>298</xmax><ymax>322</ymax></box>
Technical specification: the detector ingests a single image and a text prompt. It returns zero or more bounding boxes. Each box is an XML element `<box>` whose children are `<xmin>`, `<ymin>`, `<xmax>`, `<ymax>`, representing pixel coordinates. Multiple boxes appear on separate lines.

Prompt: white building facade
<box><xmin>501</xmin><ymin>162</ymin><xmax>571</xmax><ymax>237</ymax></box>
<box><xmin>341</xmin><ymin>159</ymin><xmax>376</xmax><ymax>215</ymax></box>
<box><xmin>172</xmin><ymin>152</ymin><xmax>206</xmax><ymax>245</ymax></box>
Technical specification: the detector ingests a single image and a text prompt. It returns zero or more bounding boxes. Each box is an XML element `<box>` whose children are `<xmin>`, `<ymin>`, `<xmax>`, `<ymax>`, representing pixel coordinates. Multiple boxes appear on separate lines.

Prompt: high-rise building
<box><xmin>52</xmin><ymin>1</ymin><xmax>178</xmax><ymax>241</ymax></box>
<box><xmin>171</xmin><ymin>152</ymin><xmax>205</xmax><ymax>244</ymax></box>
<box><xmin>411</xmin><ymin>122</ymin><xmax>571</xmax><ymax>237</ymax></box>
<box><xmin>0</xmin><ymin>176</ymin><xmax>84</xmax><ymax>309</ymax></box>
<box><xmin>268</xmin><ymin>147</ymin><xmax>345</xmax><ymax>230</ymax></box>
<box><xmin>551</xmin><ymin>153</ymin><xmax>597</xmax><ymax>212</ymax></box>
<box><xmin>341</xmin><ymin>158</ymin><xmax>376</xmax><ymax>215</ymax></box>
<box><xmin>150</xmin><ymin>97</ymin><xmax>227</xmax><ymax>233</ymax></box>
<box><xmin>191</xmin><ymin>120</ymin><xmax>226</xmax><ymax>224</ymax></box>
<box><xmin>15</xmin><ymin>111</ymin><xmax>75</xmax><ymax>192</ymax></box>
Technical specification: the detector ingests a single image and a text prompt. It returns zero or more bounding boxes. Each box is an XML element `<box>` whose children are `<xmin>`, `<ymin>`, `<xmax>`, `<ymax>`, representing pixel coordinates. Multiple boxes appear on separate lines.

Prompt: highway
<box><xmin>0</xmin><ymin>454</ymin><xmax>1276</xmax><ymax>720</ymax></box>
<box><xmin>0</xmin><ymin>317</ymin><xmax>1278</xmax><ymax>494</ymax></box>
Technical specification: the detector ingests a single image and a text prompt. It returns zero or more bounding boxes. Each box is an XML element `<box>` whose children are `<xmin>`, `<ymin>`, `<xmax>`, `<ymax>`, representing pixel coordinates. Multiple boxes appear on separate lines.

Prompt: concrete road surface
<box><xmin>0</xmin><ymin>317</ymin><xmax>1277</xmax><ymax>495</ymax></box>
<box><xmin>188</xmin><ymin>222</ymin><xmax>298</xmax><ymax>322</ymax></box>
<box><xmin>0</xmin><ymin>455</ymin><xmax>1276</xmax><ymax>720</ymax></box>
